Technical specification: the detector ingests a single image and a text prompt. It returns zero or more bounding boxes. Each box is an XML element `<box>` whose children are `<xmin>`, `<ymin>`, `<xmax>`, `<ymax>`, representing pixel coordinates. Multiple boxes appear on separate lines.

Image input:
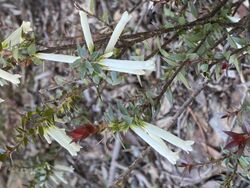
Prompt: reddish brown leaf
<box><xmin>67</xmin><ymin>124</ymin><xmax>97</xmax><ymax>142</ymax></box>
<box><xmin>223</xmin><ymin>131</ymin><xmax>250</xmax><ymax>154</ymax></box>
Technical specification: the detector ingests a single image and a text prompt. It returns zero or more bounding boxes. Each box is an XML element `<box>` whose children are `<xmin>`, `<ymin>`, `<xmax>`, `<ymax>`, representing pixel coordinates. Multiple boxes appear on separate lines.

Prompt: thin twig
<box><xmin>166</xmin><ymin>80</ymin><xmax>208</xmax><ymax>130</ymax></box>
<box><xmin>153</xmin><ymin>61</ymin><xmax>187</xmax><ymax>103</ymax></box>
<box><xmin>110</xmin><ymin>147</ymin><xmax>151</xmax><ymax>188</ymax></box>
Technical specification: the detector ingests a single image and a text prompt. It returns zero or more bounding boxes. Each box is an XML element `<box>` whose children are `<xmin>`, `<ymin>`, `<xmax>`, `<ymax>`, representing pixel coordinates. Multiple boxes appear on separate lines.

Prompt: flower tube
<box><xmin>79</xmin><ymin>11</ymin><xmax>94</xmax><ymax>53</ymax></box>
<box><xmin>100</xmin><ymin>59</ymin><xmax>155</xmax><ymax>70</ymax></box>
<box><xmin>144</xmin><ymin>122</ymin><xmax>194</xmax><ymax>153</ymax></box>
<box><xmin>104</xmin><ymin>11</ymin><xmax>131</xmax><ymax>53</ymax></box>
<box><xmin>0</xmin><ymin>69</ymin><xmax>21</xmax><ymax>85</ymax></box>
<box><xmin>35</xmin><ymin>53</ymin><xmax>80</xmax><ymax>64</ymax></box>
<box><xmin>43</xmin><ymin>126</ymin><xmax>82</xmax><ymax>156</ymax></box>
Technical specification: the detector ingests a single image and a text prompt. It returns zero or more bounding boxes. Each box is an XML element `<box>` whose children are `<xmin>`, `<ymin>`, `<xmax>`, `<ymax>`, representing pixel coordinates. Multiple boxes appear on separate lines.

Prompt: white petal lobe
<box><xmin>0</xmin><ymin>69</ymin><xmax>21</xmax><ymax>85</ymax></box>
<box><xmin>104</xmin><ymin>11</ymin><xmax>131</xmax><ymax>53</ymax></box>
<box><xmin>44</xmin><ymin>126</ymin><xmax>82</xmax><ymax>156</ymax></box>
<box><xmin>35</xmin><ymin>53</ymin><xmax>80</xmax><ymax>64</ymax></box>
<box><xmin>131</xmin><ymin>126</ymin><xmax>179</xmax><ymax>164</ymax></box>
<box><xmin>79</xmin><ymin>11</ymin><xmax>94</xmax><ymax>53</ymax></box>
<box><xmin>144</xmin><ymin>123</ymin><xmax>194</xmax><ymax>153</ymax></box>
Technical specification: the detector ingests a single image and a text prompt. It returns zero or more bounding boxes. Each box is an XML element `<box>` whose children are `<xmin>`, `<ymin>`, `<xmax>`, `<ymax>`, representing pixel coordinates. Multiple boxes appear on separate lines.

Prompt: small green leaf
<box><xmin>206</xmin><ymin>35</ymin><xmax>215</xmax><ymax>47</ymax></box>
<box><xmin>105</xmin><ymin>106</ymin><xmax>114</xmax><ymax>122</ymax></box>
<box><xmin>122</xmin><ymin>115</ymin><xmax>133</xmax><ymax>125</ymax></box>
<box><xmin>229</xmin><ymin>54</ymin><xmax>240</xmax><ymax>73</ymax></box>
<box><xmin>165</xmin><ymin>89</ymin><xmax>173</xmax><ymax>105</ymax></box>
<box><xmin>247</xmin><ymin>47</ymin><xmax>250</xmax><ymax>55</ymax></box>
<box><xmin>177</xmin><ymin>71</ymin><xmax>190</xmax><ymax>89</ymax></box>
<box><xmin>188</xmin><ymin>2</ymin><xmax>198</xmax><ymax>18</ymax></box>
<box><xmin>27</xmin><ymin>43</ymin><xmax>36</xmax><ymax>55</ymax></box>
<box><xmin>178</xmin><ymin>16</ymin><xmax>186</xmax><ymax>25</ymax></box>
<box><xmin>170</xmin><ymin>53</ymin><xmax>187</xmax><ymax>62</ymax></box>
<box><xmin>32</xmin><ymin>57</ymin><xmax>43</xmax><ymax>65</ymax></box>
<box><xmin>92</xmin><ymin>74</ymin><xmax>100</xmax><ymax>84</ymax></box>
<box><xmin>0</xmin><ymin>153</ymin><xmax>8</xmax><ymax>161</ymax></box>
<box><xmin>23</xmin><ymin>136</ymin><xmax>28</xmax><ymax>146</ymax></box>
<box><xmin>200</xmin><ymin>64</ymin><xmax>208</xmax><ymax>72</ymax></box>
<box><xmin>227</xmin><ymin>34</ymin><xmax>238</xmax><ymax>49</ymax></box>
<box><xmin>117</xmin><ymin>101</ymin><xmax>128</xmax><ymax>115</ymax></box>
<box><xmin>164</xmin><ymin>8</ymin><xmax>175</xmax><ymax>18</ymax></box>
<box><xmin>38</xmin><ymin>126</ymin><xmax>44</xmax><ymax>136</ymax></box>
<box><xmin>86</xmin><ymin>61</ymin><xmax>94</xmax><ymax>74</ymax></box>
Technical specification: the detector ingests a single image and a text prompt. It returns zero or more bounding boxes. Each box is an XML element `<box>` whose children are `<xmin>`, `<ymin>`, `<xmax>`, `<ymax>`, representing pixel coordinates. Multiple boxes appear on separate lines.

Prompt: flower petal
<box><xmin>131</xmin><ymin>126</ymin><xmax>179</xmax><ymax>164</ymax></box>
<box><xmin>44</xmin><ymin>126</ymin><xmax>82</xmax><ymax>156</ymax></box>
<box><xmin>144</xmin><ymin>123</ymin><xmax>194</xmax><ymax>153</ymax></box>
<box><xmin>35</xmin><ymin>53</ymin><xmax>80</xmax><ymax>64</ymax></box>
<box><xmin>100</xmin><ymin>59</ymin><xmax>155</xmax><ymax>70</ymax></box>
<box><xmin>79</xmin><ymin>11</ymin><xmax>94</xmax><ymax>53</ymax></box>
<box><xmin>99</xmin><ymin>59</ymin><xmax>155</xmax><ymax>75</ymax></box>
<box><xmin>104</xmin><ymin>11</ymin><xmax>131</xmax><ymax>53</ymax></box>
<box><xmin>0</xmin><ymin>69</ymin><xmax>21</xmax><ymax>85</ymax></box>
<box><xmin>2</xmin><ymin>21</ymin><xmax>32</xmax><ymax>49</ymax></box>
<box><xmin>0</xmin><ymin>98</ymin><xmax>4</xmax><ymax>103</ymax></box>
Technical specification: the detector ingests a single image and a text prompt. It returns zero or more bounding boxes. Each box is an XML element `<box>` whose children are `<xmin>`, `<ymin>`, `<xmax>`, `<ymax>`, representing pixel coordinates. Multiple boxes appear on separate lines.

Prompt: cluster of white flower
<box><xmin>0</xmin><ymin>21</ymin><xmax>32</xmax><ymax>103</ymax></box>
<box><xmin>131</xmin><ymin>122</ymin><xmax>194</xmax><ymax>164</ymax></box>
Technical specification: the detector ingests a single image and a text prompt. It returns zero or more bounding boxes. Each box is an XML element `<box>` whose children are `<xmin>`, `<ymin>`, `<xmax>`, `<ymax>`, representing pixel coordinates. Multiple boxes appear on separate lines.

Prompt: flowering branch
<box><xmin>34</xmin><ymin>9</ymin><xmax>155</xmax><ymax>75</ymax></box>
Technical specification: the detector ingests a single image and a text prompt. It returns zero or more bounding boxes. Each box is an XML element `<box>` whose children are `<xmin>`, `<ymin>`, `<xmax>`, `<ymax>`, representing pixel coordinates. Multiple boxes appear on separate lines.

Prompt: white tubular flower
<box><xmin>43</xmin><ymin>126</ymin><xmax>82</xmax><ymax>156</ymax></box>
<box><xmin>79</xmin><ymin>11</ymin><xmax>94</xmax><ymax>53</ymax></box>
<box><xmin>99</xmin><ymin>59</ymin><xmax>155</xmax><ymax>75</ymax></box>
<box><xmin>131</xmin><ymin>126</ymin><xmax>179</xmax><ymax>164</ymax></box>
<box><xmin>2</xmin><ymin>21</ymin><xmax>32</xmax><ymax>49</ymax></box>
<box><xmin>104</xmin><ymin>11</ymin><xmax>132</xmax><ymax>53</ymax></box>
<box><xmin>0</xmin><ymin>69</ymin><xmax>21</xmax><ymax>85</ymax></box>
<box><xmin>131</xmin><ymin>122</ymin><xmax>194</xmax><ymax>164</ymax></box>
<box><xmin>35</xmin><ymin>53</ymin><xmax>80</xmax><ymax>64</ymax></box>
<box><xmin>0</xmin><ymin>98</ymin><xmax>4</xmax><ymax>103</ymax></box>
<box><xmin>144</xmin><ymin>123</ymin><xmax>194</xmax><ymax>153</ymax></box>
